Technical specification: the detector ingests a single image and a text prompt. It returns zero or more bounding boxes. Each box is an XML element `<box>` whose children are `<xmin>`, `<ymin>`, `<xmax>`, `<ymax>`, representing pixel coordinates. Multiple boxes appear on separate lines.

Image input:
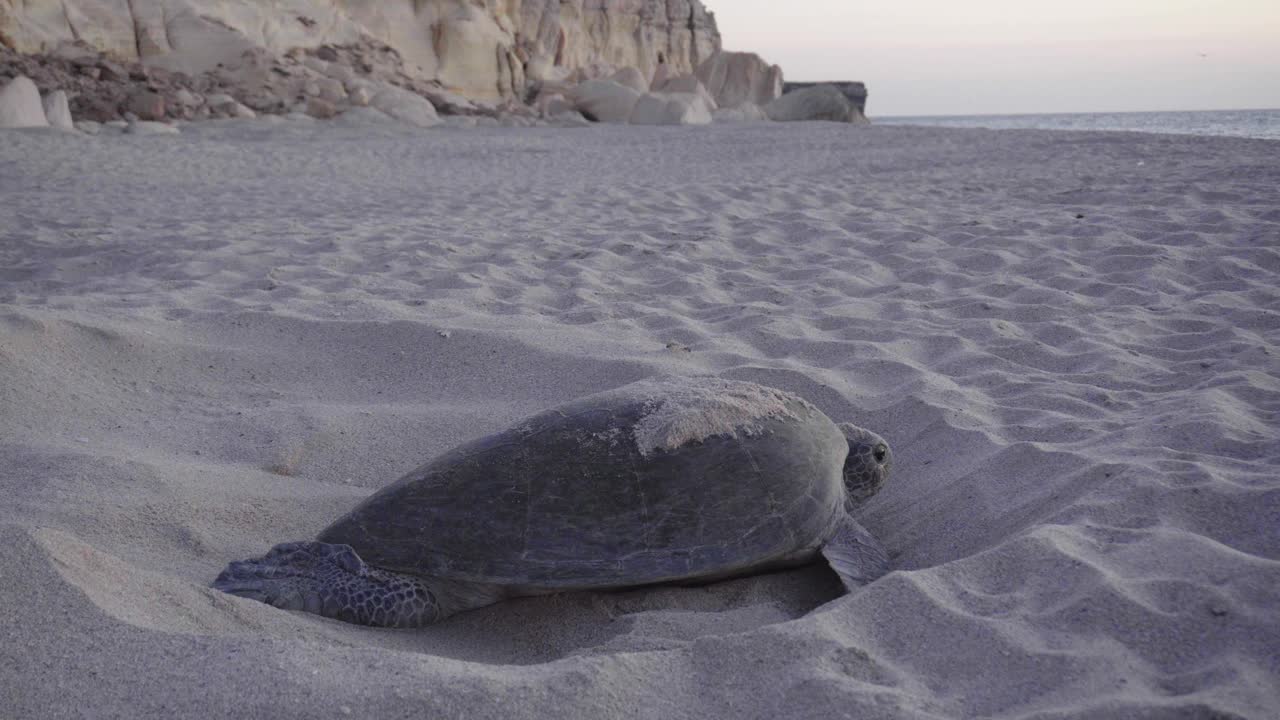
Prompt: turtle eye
<box><xmin>873</xmin><ymin>444</ymin><xmax>888</xmax><ymax>463</ymax></box>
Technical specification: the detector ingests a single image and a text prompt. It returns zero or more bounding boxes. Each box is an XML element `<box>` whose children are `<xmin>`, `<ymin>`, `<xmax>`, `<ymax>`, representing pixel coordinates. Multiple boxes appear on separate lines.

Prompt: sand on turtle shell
<box><xmin>625</xmin><ymin>375</ymin><xmax>812</xmax><ymax>455</ymax></box>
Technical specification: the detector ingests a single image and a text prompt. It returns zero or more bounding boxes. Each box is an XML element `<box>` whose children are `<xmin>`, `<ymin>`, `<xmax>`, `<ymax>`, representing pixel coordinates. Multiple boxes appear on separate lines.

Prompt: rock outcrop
<box><xmin>3</xmin><ymin>2</ymin><xmax>867</xmax><ymax>129</ymax></box>
<box><xmin>608</xmin><ymin>67</ymin><xmax>649</xmax><ymax>95</ymax></box>
<box><xmin>570</xmin><ymin>78</ymin><xmax>641</xmax><ymax>123</ymax></box>
<box><xmin>712</xmin><ymin>103</ymin><xmax>766</xmax><ymax>123</ymax></box>
<box><xmin>0</xmin><ymin>37</ymin><xmax>468</xmax><ymax>125</ymax></box>
<box><xmin>765</xmin><ymin>84</ymin><xmax>867</xmax><ymax>124</ymax></box>
<box><xmin>41</xmin><ymin>88</ymin><xmax>72</xmax><ymax>128</ymax></box>
<box><xmin>0</xmin><ymin>75</ymin><xmax>47</xmax><ymax>127</ymax></box>
<box><xmin>695</xmin><ymin>51</ymin><xmax>782</xmax><ymax>109</ymax></box>
<box><xmin>0</xmin><ymin>0</ymin><xmax>723</xmax><ymax>103</ymax></box>
<box><xmin>565</xmin><ymin>72</ymin><xmax>714</xmax><ymax>125</ymax></box>
<box><xmin>629</xmin><ymin>91</ymin><xmax>712</xmax><ymax>125</ymax></box>
<box><xmin>369</xmin><ymin>84</ymin><xmax>441</xmax><ymax>128</ymax></box>
<box><xmin>654</xmin><ymin>73</ymin><xmax>718</xmax><ymax>112</ymax></box>
<box><xmin>783</xmin><ymin>81</ymin><xmax>867</xmax><ymax>114</ymax></box>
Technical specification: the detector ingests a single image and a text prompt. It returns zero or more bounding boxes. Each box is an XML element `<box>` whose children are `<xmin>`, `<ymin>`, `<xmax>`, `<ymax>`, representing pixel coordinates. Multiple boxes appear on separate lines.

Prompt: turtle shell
<box><xmin>316</xmin><ymin>376</ymin><xmax>849</xmax><ymax>590</ymax></box>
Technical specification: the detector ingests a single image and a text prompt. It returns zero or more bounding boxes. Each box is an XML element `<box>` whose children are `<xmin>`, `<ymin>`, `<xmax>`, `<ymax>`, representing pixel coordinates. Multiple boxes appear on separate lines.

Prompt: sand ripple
<box><xmin>1</xmin><ymin>121</ymin><xmax>1277</xmax><ymax>718</ymax></box>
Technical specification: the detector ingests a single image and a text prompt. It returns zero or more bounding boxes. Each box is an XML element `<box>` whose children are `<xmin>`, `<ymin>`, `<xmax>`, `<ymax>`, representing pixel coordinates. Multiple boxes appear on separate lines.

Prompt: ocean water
<box><xmin>876</xmin><ymin>108</ymin><xmax>1280</xmax><ymax>141</ymax></box>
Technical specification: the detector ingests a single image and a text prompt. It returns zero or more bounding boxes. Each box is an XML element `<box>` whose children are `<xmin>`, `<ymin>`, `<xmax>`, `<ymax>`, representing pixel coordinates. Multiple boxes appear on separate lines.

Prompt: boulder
<box><xmin>322</xmin><ymin>62</ymin><xmax>357</xmax><ymax>85</ymax></box>
<box><xmin>657</xmin><ymin>73</ymin><xmax>699</xmax><ymax>94</ymax></box>
<box><xmin>348</xmin><ymin>86</ymin><xmax>373</xmax><ymax>107</ymax></box>
<box><xmin>656</xmin><ymin>74</ymin><xmax>718</xmax><ymax>111</ymax></box>
<box><xmin>335</xmin><ymin>106</ymin><xmax>396</xmax><ymax>126</ymax></box>
<box><xmin>41</xmin><ymin>90</ymin><xmax>74</xmax><ymax>130</ymax></box>
<box><xmin>172</xmin><ymin>89</ymin><xmax>201</xmax><ymax>108</ymax></box>
<box><xmin>316</xmin><ymin>78</ymin><xmax>347</xmax><ymax>103</ymax></box>
<box><xmin>204</xmin><ymin>93</ymin><xmax>236</xmax><ymax>108</ymax></box>
<box><xmin>96</xmin><ymin>60</ymin><xmax>128</xmax><ymax>83</ymax></box>
<box><xmin>418</xmin><ymin>86</ymin><xmax>480</xmax><ymax>115</ymax></box>
<box><xmin>713</xmin><ymin>103</ymin><xmax>768</xmax><ymax>123</ymax></box>
<box><xmin>783</xmin><ymin>81</ymin><xmax>868</xmax><ymax>114</ymax></box>
<box><xmin>370</xmin><ymin>85</ymin><xmax>441</xmax><ymax>128</ymax></box>
<box><xmin>695</xmin><ymin>51</ymin><xmax>783</xmax><ymax>108</ymax></box>
<box><xmin>125</xmin><ymin>89</ymin><xmax>166</xmax><ymax>121</ymax></box>
<box><xmin>535</xmin><ymin>92</ymin><xmax>575</xmax><ymax>118</ymax></box>
<box><xmin>76</xmin><ymin>95</ymin><xmax>122</xmax><ymax>123</ymax></box>
<box><xmin>629</xmin><ymin>92</ymin><xmax>712</xmax><ymax>126</ymax></box>
<box><xmin>203</xmin><ymin>93</ymin><xmax>255</xmax><ymax>119</ymax></box>
<box><xmin>0</xmin><ymin>76</ymin><xmax>50</xmax><ymax>128</ymax></box>
<box><xmin>546</xmin><ymin>97</ymin><xmax>576</xmax><ymax>117</ymax></box>
<box><xmin>609</xmin><ymin>67</ymin><xmax>649</xmax><ymax>94</ymax></box>
<box><xmin>570</xmin><ymin>79</ymin><xmax>641</xmax><ymax>123</ymax></box>
<box><xmin>764</xmin><ymin>84</ymin><xmax>868</xmax><ymax>123</ymax></box>
<box><xmin>302</xmin><ymin>57</ymin><xmax>330</xmax><ymax>76</ymax></box>
<box><xmin>74</xmin><ymin>120</ymin><xmax>102</xmax><ymax>135</ymax></box>
<box><xmin>305</xmin><ymin>98</ymin><xmax>339</xmax><ymax>119</ymax></box>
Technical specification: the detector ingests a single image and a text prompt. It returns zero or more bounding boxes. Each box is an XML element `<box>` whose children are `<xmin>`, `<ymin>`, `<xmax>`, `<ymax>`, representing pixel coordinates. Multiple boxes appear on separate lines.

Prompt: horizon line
<box><xmin>870</xmin><ymin>106</ymin><xmax>1280</xmax><ymax>119</ymax></box>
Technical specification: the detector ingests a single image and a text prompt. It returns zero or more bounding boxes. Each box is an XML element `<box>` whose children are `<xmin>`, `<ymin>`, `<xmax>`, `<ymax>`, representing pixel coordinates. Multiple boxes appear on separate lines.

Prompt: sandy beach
<box><xmin>2</xmin><ymin>119</ymin><xmax>1278</xmax><ymax>719</ymax></box>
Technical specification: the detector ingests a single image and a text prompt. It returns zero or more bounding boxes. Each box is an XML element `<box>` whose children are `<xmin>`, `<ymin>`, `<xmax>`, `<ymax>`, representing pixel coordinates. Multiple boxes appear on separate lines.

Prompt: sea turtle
<box><xmin>213</xmin><ymin>375</ymin><xmax>892</xmax><ymax>627</ymax></box>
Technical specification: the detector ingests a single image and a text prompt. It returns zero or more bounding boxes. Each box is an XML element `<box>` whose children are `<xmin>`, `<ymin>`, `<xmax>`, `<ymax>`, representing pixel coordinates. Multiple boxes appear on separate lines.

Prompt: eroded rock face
<box><xmin>0</xmin><ymin>37</ymin><xmax>471</xmax><ymax>125</ymax></box>
<box><xmin>695</xmin><ymin>50</ymin><xmax>782</xmax><ymax>109</ymax></box>
<box><xmin>0</xmin><ymin>0</ymin><xmax>723</xmax><ymax>102</ymax></box>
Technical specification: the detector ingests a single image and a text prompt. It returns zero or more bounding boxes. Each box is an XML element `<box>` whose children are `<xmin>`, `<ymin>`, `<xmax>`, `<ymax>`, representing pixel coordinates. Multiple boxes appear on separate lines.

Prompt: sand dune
<box><xmin>1</xmin><ymin>119</ymin><xmax>1278</xmax><ymax>719</ymax></box>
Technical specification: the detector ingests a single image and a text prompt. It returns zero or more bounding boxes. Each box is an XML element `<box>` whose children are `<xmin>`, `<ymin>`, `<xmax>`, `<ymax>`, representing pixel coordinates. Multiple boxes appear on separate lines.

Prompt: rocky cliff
<box><xmin>0</xmin><ymin>0</ymin><xmax>722</xmax><ymax>102</ymax></box>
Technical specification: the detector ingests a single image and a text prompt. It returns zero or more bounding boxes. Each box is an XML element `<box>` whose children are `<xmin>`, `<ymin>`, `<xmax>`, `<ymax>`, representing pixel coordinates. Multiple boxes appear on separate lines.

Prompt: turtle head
<box><xmin>838</xmin><ymin>423</ymin><xmax>891</xmax><ymax>507</ymax></box>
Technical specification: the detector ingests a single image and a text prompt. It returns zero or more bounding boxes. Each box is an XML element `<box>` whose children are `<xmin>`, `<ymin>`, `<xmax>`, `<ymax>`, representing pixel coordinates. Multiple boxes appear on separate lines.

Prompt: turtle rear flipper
<box><xmin>820</xmin><ymin>515</ymin><xmax>890</xmax><ymax>591</ymax></box>
<box><xmin>213</xmin><ymin>541</ymin><xmax>442</xmax><ymax>627</ymax></box>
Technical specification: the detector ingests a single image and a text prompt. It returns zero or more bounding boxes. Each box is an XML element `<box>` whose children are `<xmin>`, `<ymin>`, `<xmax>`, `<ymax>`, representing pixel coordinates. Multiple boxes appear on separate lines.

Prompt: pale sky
<box><xmin>714</xmin><ymin>1</ymin><xmax>1280</xmax><ymax>116</ymax></box>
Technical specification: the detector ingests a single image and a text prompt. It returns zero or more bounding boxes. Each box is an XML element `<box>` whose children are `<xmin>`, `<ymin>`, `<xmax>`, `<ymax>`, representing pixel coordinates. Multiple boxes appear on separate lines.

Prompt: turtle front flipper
<box><xmin>820</xmin><ymin>515</ymin><xmax>891</xmax><ymax>591</ymax></box>
<box><xmin>212</xmin><ymin>541</ymin><xmax>442</xmax><ymax>627</ymax></box>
